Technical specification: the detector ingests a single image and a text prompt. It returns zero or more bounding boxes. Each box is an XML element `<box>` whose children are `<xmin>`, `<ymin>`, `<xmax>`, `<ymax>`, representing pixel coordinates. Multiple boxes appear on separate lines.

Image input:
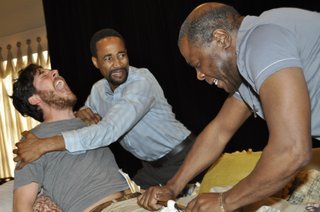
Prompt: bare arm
<box><xmin>167</xmin><ymin>96</ymin><xmax>251</xmax><ymax>195</ymax></box>
<box><xmin>221</xmin><ymin>67</ymin><xmax>312</xmax><ymax>211</ymax></box>
<box><xmin>13</xmin><ymin>108</ymin><xmax>100</xmax><ymax>168</ymax></box>
<box><xmin>13</xmin><ymin>182</ymin><xmax>39</xmax><ymax>212</ymax></box>
<box><xmin>139</xmin><ymin>68</ymin><xmax>312</xmax><ymax>212</ymax></box>
<box><xmin>138</xmin><ymin>95</ymin><xmax>251</xmax><ymax>210</ymax></box>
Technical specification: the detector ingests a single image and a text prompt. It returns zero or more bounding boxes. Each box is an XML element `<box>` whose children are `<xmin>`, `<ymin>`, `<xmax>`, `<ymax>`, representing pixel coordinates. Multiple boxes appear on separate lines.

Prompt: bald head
<box><xmin>178</xmin><ymin>2</ymin><xmax>241</xmax><ymax>48</ymax></box>
<box><xmin>190</xmin><ymin>2</ymin><xmax>226</xmax><ymax>18</ymax></box>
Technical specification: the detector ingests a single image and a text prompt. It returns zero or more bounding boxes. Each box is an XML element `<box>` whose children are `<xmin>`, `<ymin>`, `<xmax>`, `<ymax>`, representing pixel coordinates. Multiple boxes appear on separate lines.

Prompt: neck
<box><xmin>108</xmin><ymin>81</ymin><xmax>119</xmax><ymax>92</ymax></box>
<box><xmin>43</xmin><ymin>108</ymin><xmax>75</xmax><ymax>123</ymax></box>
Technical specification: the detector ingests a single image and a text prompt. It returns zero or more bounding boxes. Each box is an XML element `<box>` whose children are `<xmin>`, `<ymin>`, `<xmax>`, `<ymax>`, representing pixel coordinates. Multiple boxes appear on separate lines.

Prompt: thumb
<box><xmin>156</xmin><ymin>192</ymin><xmax>173</xmax><ymax>201</ymax></box>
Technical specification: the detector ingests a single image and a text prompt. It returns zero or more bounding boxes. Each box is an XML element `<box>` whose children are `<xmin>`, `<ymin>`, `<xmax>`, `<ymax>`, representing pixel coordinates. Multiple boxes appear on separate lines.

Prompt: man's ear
<box><xmin>212</xmin><ymin>29</ymin><xmax>231</xmax><ymax>48</ymax></box>
<box><xmin>91</xmin><ymin>57</ymin><xmax>98</xmax><ymax>69</ymax></box>
<box><xmin>28</xmin><ymin>95</ymin><xmax>41</xmax><ymax>106</ymax></box>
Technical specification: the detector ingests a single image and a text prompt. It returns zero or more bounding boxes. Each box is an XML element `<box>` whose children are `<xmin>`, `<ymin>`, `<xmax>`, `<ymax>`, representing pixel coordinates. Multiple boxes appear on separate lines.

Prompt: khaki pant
<box><xmin>101</xmin><ymin>198</ymin><xmax>152</xmax><ymax>212</ymax></box>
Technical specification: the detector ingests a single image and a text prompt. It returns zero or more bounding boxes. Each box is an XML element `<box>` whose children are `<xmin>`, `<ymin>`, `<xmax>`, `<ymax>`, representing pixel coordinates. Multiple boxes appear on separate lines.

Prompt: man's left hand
<box><xmin>137</xmin><ymin>185</ymin><xmax>175</xmax><ymax>211</ymax></box>
<box><xmin>186</xmin><ymin>193</ymin><xmax>222</xmax><ymax>212</ymax></box>
<box><xmin>75</xmin><ymin>108</ymin><xmax>101</xmax><ymax>125</ymax></box>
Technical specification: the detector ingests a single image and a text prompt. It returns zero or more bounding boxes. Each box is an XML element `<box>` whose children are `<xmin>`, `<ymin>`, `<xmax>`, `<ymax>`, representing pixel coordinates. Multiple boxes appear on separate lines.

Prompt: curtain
<box><xmin>0</xmin><ymin>37</ymin><xmax>50</xmax><ymax>179</ymax></box>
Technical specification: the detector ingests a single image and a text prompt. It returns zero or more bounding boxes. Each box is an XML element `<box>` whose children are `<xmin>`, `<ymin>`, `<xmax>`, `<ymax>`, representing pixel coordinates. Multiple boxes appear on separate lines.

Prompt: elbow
<box><xmin>298</xmin><ymin>150</ymin><xmax>312</xmax><ymax>169</ymax></box>
<box><xmin>291</xmin><ymin>143</ymin><xmax>312</xmax><ymax>171</ymax></box>
<box><xmin>295</xmin><ymin>154</ymin><xmax>311</xmax><ymax>172</ymax></box>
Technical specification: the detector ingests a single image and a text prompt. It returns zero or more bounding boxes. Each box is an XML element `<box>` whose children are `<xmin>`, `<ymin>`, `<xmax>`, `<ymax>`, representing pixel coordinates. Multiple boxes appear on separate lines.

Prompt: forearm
<box><xmin>14</xmin><ymin>206</ymin><xmax>33</xmax><ymax>212</ymax></box>
<box><xmin>167</xmin><ymin>97</ymin><xmax>251</xmax><ymax>196</ymax></box>
<box><xmin>41</xmin><ymin>135</ymin><xmax>66</xmax><ymax>153</ymax></box>
<box><xmin>13</xmin><ymin>204</ymin><xmax>33</xmax><ymax>212</ymax></box>
<box><xmin>166</xmin><ymin>121</ymin><xmax>230</xmax><ymax>196</ymax></box>
<box><xmin>15</xmin><ymin>134</ymin><xmax>66</xmax><ymax>168</ymax></box>
<box><xmin>13</xmin><ymin>183</ymin><xmax>38</xmax><ymax>212</ymax></box>
<box><xmin>225</xmin><ymin>67</ymin><xmax>314</xmax><ymax>210</ymax></box>
<box><xmin>223</xmin><ymin>139</ymin><xmax>311</xmax><ymax>211</ymax></box>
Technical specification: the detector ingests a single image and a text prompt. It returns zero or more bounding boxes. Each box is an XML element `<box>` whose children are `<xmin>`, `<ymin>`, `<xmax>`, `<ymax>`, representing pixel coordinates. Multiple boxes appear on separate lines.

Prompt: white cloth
<box><xmin>0</xmin><ymin>180</ymin><xmax>14</xmax><ymax>212</ymax></box>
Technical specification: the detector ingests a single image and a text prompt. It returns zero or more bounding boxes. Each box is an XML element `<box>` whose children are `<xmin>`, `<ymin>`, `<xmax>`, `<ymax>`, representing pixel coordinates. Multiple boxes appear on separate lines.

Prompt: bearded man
<box><xmin>11</xmin><ymin>64</ymin><xmax>129</xmax><ymax>212</ymax></box>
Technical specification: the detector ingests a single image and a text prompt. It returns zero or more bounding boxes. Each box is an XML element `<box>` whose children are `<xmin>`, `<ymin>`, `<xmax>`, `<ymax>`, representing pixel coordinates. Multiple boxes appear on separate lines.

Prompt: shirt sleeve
<box><xmin>14</xmin><ymin>157</ymin><xmax>44</xmax><ymax>193</ymax></box>
<box><xmin>243</xmin><ymin>24</ymin><xmax>302</xmax><ymax>92</ymax></box>
<box><xmin>63</xmin><ymin>76</ymin><xmax>156</xmax><ymax>152</ymax></box>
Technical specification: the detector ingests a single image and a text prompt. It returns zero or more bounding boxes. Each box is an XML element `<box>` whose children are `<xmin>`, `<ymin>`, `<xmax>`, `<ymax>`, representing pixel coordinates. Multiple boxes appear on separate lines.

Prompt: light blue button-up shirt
<box><xmin>62</xmin><ymin>66</ymin><xmax>190</xmax><ymax>161</ymax></box>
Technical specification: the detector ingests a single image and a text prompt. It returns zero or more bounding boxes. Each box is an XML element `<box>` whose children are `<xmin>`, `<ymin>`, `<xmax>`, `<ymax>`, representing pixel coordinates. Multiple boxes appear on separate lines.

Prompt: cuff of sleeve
<box><xmin>61</xmin><ymin>131</ymin><xmax>86</xmax><ymax>154</ymax></box>
<box><xmin>233</xmin><ymin>91</ymin><xmax>242</xmax><ymax>101</ymax></box>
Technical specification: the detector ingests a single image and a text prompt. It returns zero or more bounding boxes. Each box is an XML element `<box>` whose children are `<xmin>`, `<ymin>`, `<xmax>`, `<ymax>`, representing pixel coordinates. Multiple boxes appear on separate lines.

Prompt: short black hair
<box><xmin>90</xmin><ymin>28</ymin><xmax>125</xmax><ymax>57</ymax></box>
<box><xmin>11</xmin><ymin>64</ymin><xmax>44</xmax><ymax>122</ymax></box>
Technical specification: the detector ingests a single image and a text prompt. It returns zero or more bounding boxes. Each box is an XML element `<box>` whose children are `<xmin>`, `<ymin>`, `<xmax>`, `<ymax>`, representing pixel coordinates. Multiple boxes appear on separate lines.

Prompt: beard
<box><xmin>107</xmin><ymin>67</ymin><xmax>129</xmax><ymax>87</ymax></box>
<box><xmin>37</xmin><ymin>90</ymin><xmax>77</xmax><ymax>110</ymax></box>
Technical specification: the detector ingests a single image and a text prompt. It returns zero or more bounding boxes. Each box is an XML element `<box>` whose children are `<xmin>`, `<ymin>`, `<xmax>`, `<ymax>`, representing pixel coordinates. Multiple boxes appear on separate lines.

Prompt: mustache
<box><xmin>110</xmin><ymin>67</ymin><xmax>128</xmax><ymax>73</ymax></box>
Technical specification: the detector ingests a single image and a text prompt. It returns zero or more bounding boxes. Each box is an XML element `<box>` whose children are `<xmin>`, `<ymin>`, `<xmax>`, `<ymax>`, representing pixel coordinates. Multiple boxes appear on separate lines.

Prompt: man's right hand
<box><xmin>13</xmin><ymin>131</ymin><xmax>44</xmax><ymax>169</ymax></box>
<box><xmin>75</xmin><ymin>108</ymin><xmax>101</xmax><ymax>125</ymax></box>
<box><xmin>137</xmin><ymin>185</ymin><xmax>176</xmax><ymax>211</ymax></box>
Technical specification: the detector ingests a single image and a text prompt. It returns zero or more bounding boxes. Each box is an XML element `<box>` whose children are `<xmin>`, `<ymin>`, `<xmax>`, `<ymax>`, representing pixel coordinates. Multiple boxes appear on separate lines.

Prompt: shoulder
<box><xmin>91</xmin><ymin>78</ymin><xmax>108</xmax><ymax>89</ymax></box>
<box><xmin>129</xmin><ymin>66</ymin><xmax>153</xmax><ymax>77</ymax></box>
<box><xmin>238</xmin><ymin>23</ymin><xmax>300</xmax><ymax>91</ymax></box>
<box><xmin>128</xmin><ymin>66</ymin><xmax>158</xmax><ymax>83</ymax></box>
<box><xmin>243</xmin><ymin>24</ymin><xmax>296</xmax><ymax>65</ymax></box>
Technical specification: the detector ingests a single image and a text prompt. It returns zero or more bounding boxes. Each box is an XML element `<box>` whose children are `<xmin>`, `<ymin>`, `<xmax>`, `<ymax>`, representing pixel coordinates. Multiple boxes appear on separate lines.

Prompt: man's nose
<box><xmin>51</xmin><ymin>69</ymin><xmax>59</xmax><ymax>77</ymax></box>
<box><xmin>196</xmin><ymin>71</ymin><xmax>205</xmax><ymax>81</ymax></box>
<box><xmin>113</xmin><ymin>58</ymin><xmax>121</xmax><ymax>67</ymax></box>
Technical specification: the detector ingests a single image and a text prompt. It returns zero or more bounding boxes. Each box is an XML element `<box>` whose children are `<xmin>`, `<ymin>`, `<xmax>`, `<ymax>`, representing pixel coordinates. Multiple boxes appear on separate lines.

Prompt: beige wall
<box><xmin>0</xmin><ymin>0</ymin><xmax>47</xmax><ymax>57</ymax></box>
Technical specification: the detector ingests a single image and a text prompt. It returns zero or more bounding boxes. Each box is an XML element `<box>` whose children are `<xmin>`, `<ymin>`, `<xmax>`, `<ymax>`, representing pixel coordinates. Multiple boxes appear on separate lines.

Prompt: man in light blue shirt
<box><xmin>14</xmin><ymin>28</ymin><xmax>197</xmax><ymax>189</ymax></box>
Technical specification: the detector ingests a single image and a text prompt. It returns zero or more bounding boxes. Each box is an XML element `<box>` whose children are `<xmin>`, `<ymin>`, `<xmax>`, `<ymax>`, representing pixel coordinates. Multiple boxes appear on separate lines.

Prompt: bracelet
<box><xmin>218</xmin><ymin>192</ymin><xmax>225</xmax><ymax>212</ymax></box>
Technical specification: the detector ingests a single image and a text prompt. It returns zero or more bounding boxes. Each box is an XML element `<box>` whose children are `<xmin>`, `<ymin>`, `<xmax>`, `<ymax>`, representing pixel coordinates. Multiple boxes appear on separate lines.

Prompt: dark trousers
<box><xmin>133</xmin><ymin>134</ymin><xmax>205</xmax><ymax>189</ymax></box>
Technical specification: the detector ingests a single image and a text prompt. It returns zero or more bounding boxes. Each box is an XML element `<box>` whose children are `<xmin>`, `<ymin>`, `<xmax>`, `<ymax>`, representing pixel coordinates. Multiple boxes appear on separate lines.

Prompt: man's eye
<box><xmin>105</xmin><ymin>56</ymin><xmax>112</xmax><ymax>62</ymax></box>
<box><xmin>38</xmin><ymin>71</ymin><xmax>46</xmax><ymax>77</ymax></box>
<box><xmin>119</xmin><ymin>53</ymin><xmax>126</xmax><ymax>58</ymax></box>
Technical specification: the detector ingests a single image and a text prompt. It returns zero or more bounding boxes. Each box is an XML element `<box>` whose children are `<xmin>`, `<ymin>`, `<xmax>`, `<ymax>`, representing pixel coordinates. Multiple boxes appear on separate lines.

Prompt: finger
<box><xmin>13</xmin><ymin>149</ymin><xmax>18</xmax><ymax>154</ymax></box>
<box><xmin>15</xmin><ymin>141</ymin><xmax>27</xmax><ymax>148</ymax></box>
<box><xmin>137</xmin><ymin>195</ymin><xmax>148</xmax><ymax>209</ymax></box>
<box><xmin>16</xmin><ymin>161</ymin><xmax>28</xmax><ymax>169</ymax></box>
<box><xmin>13</xmin><ymin>156</ymin><xmax>21</xmax><ymax>162</ymax></box>
<box><xmin>21</xmin><ymin>130</ymin><xmax>30</xmax><ymax>137</ymax></box>
<box><xmin>186</xmin><ymin>197</ymin><xmax>196</xmax><ymax>212</ymax></box>
<box><xmin>83</xmin><ymin>120</ymin><xmax>95</xmax><ymax>125</ymax></box>
<box><xmin>139</xmin><ymin>189</ymin><xmax>161</xmax><ymax>211</ymax></box>
<box><xmin>156</xmin><ymin>191</ymin><xmax>173</xmax><ymax>201</ymax></box>
<box><xmin>149</xmin><ymin>190</ymin><xmax>165</xmax><ymax>210</ymax></box>
<box><xmin>78</xmin><ymin>110</ymin><xmax>97</xmax><ymax>124</ymax></box>
<box><xmin>138</xmin><ymin>190</ymin><xmax>151</xmax><ymax>208</ymax></box>
<box><xmin>93</xmin><ymin>114</ymin><xmax>102</xmax><ymax>123</ymax></box>
<box><xmin>75</xmin><ymin>109</ymin><xmax>87</xmax><ymax>119</ymax></box>
<box><xmin>22</xmin><ymin>131</ymin><xmax>37</xmax><ymax>140</ymax></box>
<box><xmin>82</xmin><ymin>108</ymin><xmax>95</xmax><ymax>116</ymax></box>
<box><xmin>87</xmin><ymin>112</ymin><xmax>97</xmax><ymax>121</ymax></box>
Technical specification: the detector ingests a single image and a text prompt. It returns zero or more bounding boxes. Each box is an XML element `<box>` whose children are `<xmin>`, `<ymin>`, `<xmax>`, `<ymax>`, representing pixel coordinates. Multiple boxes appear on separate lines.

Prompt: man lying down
<box><xmin>11</xmin><ymin>64</ymin><xmax>130</xmax><ymax>212</ymax></box>
<box><xmin>10</xmin><ymin>63</ymin><xmax>195</xmax><ymax>212</ymax></box>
